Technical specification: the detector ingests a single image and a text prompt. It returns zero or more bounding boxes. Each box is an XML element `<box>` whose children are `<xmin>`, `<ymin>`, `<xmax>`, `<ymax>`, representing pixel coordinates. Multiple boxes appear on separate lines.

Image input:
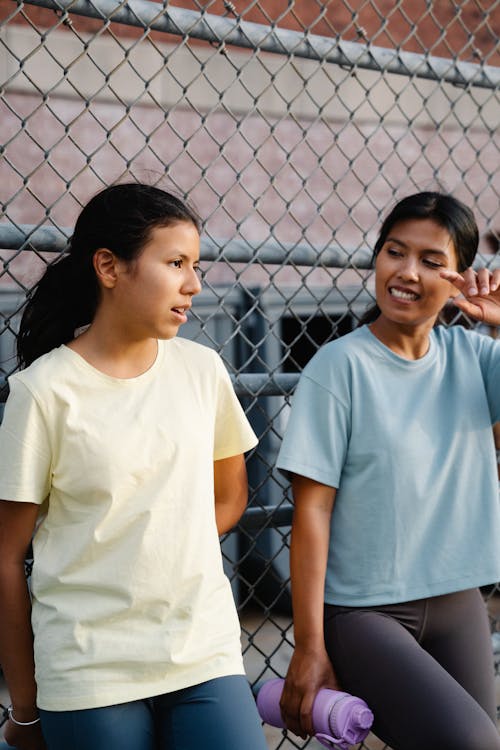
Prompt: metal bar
<box><xmin>0</xmin><ymin>223</ymin><xmax>374</xmax><ymax>268</ymax></box>
<box><xmin>2</xmin><ymin>224</ymin><xmax>499</xmax><ymax>271</ymax></box>
<box><xmin>0</xmin><ymin>224</ymin><xmax>71</xmax><ymax>252</ymax></box>
<box><xmin>20</xmin><ymin>0</ymin><xmax>500</xmax><ymax>89</ymax></box>
<box><xmin>232</xmin><ymin>373</ymin><xmax>297</xmax><ymax>397</ymax></box>
<box><xmin>238</xmin><ymin>503</ymin><xmax>293</xmax><ymax>531</ymax></box>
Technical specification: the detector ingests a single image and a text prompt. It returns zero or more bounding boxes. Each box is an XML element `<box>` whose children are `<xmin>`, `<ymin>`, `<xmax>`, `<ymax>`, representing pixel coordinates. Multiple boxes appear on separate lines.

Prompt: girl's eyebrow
<box><xmin>167</xmin><ymin>252</ymin><xmax>200</xmax><ymax>261</ymax></box>
<box><xmin>385</xmin><ymin>236</ymin><xmax>450</xmax><ymax>257</ymax></box>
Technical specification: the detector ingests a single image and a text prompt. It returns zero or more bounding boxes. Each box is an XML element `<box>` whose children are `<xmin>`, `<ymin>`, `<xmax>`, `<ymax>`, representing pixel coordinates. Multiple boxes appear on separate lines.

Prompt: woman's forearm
<box><xmin>279</xmin><ymin>475</ymin><xmax>337</xmax><ymax>738</ymax></box>
<box><xmin>290</xmin><ymin>475</ymin><xmax>336</xmax><ymax>651</ymax></box>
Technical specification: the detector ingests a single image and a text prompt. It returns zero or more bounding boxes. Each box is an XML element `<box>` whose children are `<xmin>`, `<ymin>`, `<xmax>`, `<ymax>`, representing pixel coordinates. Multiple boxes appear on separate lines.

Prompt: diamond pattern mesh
<box><xmin>1</xmin><ymin>2</ymin><xmax>499</xmax><ymax>746</ymax></box>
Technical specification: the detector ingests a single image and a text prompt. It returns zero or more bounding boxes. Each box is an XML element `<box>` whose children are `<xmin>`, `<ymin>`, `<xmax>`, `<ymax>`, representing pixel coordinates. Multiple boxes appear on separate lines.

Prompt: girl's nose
<box><xmin>184</xmin><ymin>268</ymin><xmax>202</xmax><ymax>295</ymax></box>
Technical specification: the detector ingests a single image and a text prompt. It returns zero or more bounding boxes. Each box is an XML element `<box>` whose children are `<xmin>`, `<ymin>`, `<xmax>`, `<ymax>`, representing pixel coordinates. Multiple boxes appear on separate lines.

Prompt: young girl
<box><xmin>276</xmin><ymin>192</ymin><xmax>500</xmax><ymax>750</ymax></box>
<box><xmin>0</xmin><ymin>183</ymin><xmax>268</xmax><ymax>750</ymax></box>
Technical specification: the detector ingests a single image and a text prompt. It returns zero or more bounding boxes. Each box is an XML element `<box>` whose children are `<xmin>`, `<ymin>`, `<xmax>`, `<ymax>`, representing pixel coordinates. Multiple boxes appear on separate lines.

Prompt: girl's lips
<box><xmin>171</xmin><ymin>307</ymin><xmax>188</xmax><ymax>323</ymax></box>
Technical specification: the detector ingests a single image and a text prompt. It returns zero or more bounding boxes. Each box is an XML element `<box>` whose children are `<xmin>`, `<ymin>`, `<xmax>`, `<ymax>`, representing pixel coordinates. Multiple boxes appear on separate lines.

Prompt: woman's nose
<box><xmin>398</xmin><ymin>258</ymin><xmax>419</xmax><ymax>281</ymax></box>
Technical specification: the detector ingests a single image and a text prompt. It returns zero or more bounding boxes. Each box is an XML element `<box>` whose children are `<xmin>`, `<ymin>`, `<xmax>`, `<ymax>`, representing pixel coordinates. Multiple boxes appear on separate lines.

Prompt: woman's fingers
<box><xmin>440</xmin><ymin>268</ymin><xmax>466</xmax><ymax>292</ymax></box>
<box><xmin>441</xmin><ymin>267</ymin><xmax>500</xmax><ymax>299</ymax></box>
<box><xmin>491</xmin><ymin>268</ymin><xmax>500</xmax><ymax>292</ymax></box>
<box><xmin>476</xmin><ymin>267</ymin><xmax>492</xmax><ymax>296</ymax></box>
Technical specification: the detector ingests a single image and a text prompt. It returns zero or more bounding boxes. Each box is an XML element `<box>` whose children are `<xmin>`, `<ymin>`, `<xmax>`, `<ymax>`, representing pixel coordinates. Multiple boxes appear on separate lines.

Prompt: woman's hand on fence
<box><xmin>441</xmin><ymin>267</ymin><xmax>500</xmax><ymax>326</ymax></box>
<box><xmin>279</xmin><ymin>645</ymin><xmax>339</xmax><ymax>740</ymax></box>
<box><xmin>4</xmin><ymin>717</ymin><xmax>46</xmax><ymax>750</ymax></box>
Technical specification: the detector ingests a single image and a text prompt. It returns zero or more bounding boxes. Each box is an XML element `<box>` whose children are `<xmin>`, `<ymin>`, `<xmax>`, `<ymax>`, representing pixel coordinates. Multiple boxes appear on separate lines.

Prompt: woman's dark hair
<box><xmin>359</xmin><ymin>191</ymin><xmax>479</xmax><ymax>326</ymax></box>
<box><xmin>17</xmin><ymin>183</ymin><xmax>200</xmax><ymax>368</ymax></box>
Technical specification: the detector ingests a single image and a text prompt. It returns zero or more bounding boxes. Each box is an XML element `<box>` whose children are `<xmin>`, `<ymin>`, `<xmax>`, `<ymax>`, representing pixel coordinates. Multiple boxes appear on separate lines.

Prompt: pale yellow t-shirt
<box><xmin>0</xmin><ymin>338</ymin><xmax>258</xmax><ymax>710</ymax></box>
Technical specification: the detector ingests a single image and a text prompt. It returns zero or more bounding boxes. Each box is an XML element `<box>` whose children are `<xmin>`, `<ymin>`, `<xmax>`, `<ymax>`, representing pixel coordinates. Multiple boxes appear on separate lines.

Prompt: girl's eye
<box><xmin>169</xmin><ymin>259</ymin><xmax>183</xmax><ymax>269</ymax></box>
<box><xmin>386</xmin><ymin>247</ymin><xmax>402</xmax><ymax>257</ymax></box>
<box><xmin>423</xmin><ymin>258</ymin><xmax>442</xmax><ymax>269</ymax></box>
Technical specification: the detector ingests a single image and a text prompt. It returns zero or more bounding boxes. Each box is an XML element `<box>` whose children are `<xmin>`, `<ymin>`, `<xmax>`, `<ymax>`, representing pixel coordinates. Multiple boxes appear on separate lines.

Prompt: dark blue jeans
<box><xmin>39</xmin><ymin>676</ymin><xmax>268</xmax><ymax>750</ymax></box>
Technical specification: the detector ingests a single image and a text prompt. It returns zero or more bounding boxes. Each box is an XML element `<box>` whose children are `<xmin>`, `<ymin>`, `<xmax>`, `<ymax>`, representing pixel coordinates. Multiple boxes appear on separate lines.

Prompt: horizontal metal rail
<box><xmin>2</xmin><ymin>224</ymin><xmax>500</xmax><ymax>270</ymax></box>
<box><xmin>238</xmin><ymin>502</ymin><xmax>293</xmax><ymax>531</ymax></box>
<box><xmin>0</xmin><ymin>224</ymin><xmax>373</xmax><ymax>268</ymax></box>
<box><xmin>20</xmin><ymin>0</ymin><xmax>500</xmax><ymax>89</ymax></box>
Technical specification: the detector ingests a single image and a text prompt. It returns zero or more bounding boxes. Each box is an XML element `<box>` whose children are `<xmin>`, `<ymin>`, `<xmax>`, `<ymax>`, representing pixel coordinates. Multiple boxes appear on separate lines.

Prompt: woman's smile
<box><xmin>388</xmin><ymin>286</ymin><xmax>420</xmax><ymax>302</ymax></box>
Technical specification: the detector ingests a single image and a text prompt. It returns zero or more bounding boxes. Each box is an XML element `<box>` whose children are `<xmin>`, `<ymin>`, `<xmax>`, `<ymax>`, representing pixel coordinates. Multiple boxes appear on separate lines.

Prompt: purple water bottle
<box><xmin>256</xmin><ymin>678</ymin><xmax>373</xmax><ymax>749</ymax></box>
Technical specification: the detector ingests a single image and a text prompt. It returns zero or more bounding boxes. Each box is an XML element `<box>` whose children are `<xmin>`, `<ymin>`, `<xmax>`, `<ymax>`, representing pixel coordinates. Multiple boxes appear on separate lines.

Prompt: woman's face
<box><xmin>374</xmin><ymin>217</ymin><xmax>459</xmax><ymax>330</ymax></box>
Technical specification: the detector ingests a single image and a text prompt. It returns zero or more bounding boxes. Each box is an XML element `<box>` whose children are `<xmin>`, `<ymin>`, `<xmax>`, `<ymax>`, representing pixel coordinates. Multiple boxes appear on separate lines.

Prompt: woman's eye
<box><xmin>387</xmin><ymin>248</ymin><xmax>401</xmax><ymax>257</ymax></box>
<box><xmin>423</xmin><ymin>259</ymin><xmax>442</xmax><ymax>269</ymax></box>
<box><xmin>169</xmin><ymin>259</ymin><xmax>182</xmax><ymax>269</ymax></box>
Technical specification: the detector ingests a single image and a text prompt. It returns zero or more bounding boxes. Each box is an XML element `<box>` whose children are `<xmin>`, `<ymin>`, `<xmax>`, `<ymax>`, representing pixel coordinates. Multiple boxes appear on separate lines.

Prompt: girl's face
<box><xmin>111</xmin><ymin>220</ymin><xmax>202</xmax><ymax>340</ymax></box>
<box><xmin>374</xmin><ymin>217</ymin><xmax>459</xmax><ymax>331</ymax></box>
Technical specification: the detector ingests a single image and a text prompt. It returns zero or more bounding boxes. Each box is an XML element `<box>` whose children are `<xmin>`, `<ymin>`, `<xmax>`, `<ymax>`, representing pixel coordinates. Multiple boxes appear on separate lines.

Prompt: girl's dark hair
<box><xmin>17</xmin><ymin>183</ymin><xmax>200</xmax><ymax>368</ymax></box>
<box><xmin>359</xmin><ymin>191</ymin><xmax>479</xmax><ymax>326</ymax></box>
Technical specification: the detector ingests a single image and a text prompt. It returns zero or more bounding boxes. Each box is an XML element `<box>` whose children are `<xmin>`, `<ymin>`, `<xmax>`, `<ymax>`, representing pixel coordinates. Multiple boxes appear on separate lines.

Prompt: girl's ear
<box><xmin>93</xmin><ymin>248</ymin><xmax>119</xmax><ymax>288</ymax></box>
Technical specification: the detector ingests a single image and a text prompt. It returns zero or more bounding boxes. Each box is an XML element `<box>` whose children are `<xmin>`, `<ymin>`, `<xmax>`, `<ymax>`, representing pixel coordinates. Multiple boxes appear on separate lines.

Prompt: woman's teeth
<box><xmin>390</xmin><ymin>288</ymin><xmax>418</xmax><ymax>301</ymax></box>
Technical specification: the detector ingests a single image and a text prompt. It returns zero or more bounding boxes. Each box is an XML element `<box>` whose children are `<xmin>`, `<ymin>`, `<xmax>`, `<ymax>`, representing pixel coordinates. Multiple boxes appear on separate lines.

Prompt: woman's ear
<box><xmin>93</xmin><ymin>248</ymin><xmax>119</xmax><ymax>288</ymax></box>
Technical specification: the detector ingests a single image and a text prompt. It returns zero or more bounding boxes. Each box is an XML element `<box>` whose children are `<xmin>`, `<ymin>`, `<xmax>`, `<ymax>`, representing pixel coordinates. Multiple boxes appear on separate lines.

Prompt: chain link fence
<box><xmin>1</xmin><ymin>1</ymin><xmax>499</xmax><ymax>747</ymax></box>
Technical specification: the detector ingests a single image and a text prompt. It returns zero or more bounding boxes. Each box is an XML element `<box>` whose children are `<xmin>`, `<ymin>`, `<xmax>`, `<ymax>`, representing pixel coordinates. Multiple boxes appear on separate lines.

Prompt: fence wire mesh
<box><xmin>0</xmin><ymin>1</ymin><xmax>499</xmax><ymax>747</ymax></box>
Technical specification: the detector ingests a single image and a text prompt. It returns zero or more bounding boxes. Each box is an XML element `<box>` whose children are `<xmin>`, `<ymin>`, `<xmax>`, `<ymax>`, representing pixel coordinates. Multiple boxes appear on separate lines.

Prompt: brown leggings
<box><xmin>324</xmin><ymin>588</ymin><xmax>500</xmax><ymax>750</ymax></box>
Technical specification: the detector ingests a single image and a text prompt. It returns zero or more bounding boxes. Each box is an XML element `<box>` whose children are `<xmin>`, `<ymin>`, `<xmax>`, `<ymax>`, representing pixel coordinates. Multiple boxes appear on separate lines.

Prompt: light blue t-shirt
<box><xmin>277</xmin><ymin>324</ymin><xmax>500</xmax><ymax>606</ymax></box>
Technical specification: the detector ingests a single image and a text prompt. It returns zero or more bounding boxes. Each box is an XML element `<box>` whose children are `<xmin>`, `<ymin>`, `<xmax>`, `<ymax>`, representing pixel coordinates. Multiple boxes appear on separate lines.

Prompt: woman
<box><xmin>277</xmin><ymin>192</ymin><xmax>500</xmax><ymax>750</ymax></box>
<box><xmin>0</xmin><ymin>183</ymin><xmax>268</xmax><ymax>750</ymax></box>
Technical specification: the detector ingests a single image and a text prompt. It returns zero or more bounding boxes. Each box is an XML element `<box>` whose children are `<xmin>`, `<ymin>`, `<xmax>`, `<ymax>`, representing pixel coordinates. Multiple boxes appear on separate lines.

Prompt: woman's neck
<box><xmin>368</xmin><ymin>317</ymin><xmax>435</xmax><ymax>360</ymax></box>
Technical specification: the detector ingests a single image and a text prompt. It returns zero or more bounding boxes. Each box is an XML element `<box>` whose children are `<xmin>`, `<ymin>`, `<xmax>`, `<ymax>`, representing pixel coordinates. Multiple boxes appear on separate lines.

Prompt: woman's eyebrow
<box><xmin>385</xmin><ymin>236</ymin><xmax>449</xmax><ymax>257</ymax></box>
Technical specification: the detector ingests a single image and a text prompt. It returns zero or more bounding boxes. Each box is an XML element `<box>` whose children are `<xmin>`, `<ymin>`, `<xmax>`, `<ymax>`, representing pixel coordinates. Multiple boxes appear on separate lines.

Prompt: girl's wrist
<box><xmin>8</xmin><ymin>705</ymin><xmax>40</xmax><ymax>726</ymax></box>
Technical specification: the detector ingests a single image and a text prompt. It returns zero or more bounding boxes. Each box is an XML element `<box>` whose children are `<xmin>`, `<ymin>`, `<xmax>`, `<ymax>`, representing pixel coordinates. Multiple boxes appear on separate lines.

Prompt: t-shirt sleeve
<box><xmin>212</xmin><ymin>355</ymin><xmax>258</xmax><ymax>461</ymax></box>
<box><xmin>0</xmin><ymin>376</ymin><xmax>52</xmax><ymax>504</ymax></box>
<box><xmin>276</xmin><ymin>372</ymin><xmax>350</xmax><ymax>489</ymax></box>
<box><xmin>470</xmin><ymin>330</ymin><xmax>500</xmax><ymax>423</ymax></box>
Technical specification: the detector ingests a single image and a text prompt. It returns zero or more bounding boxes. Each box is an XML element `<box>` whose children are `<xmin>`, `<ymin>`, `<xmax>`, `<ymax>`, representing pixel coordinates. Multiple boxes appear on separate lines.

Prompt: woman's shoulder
<box><xmin>298</xmin><ymin>327</ymin><xmax>371</xmax><ymax>397</ymax></box>
<box><xmin>433</xmin><ymin>323</ymin><xmax>497</xmax><ymax>353</ymax></box>
<box><xmin>304</xmin><ymin>326</ymin><xmax>372</xmax><ymax>373</ymax></box>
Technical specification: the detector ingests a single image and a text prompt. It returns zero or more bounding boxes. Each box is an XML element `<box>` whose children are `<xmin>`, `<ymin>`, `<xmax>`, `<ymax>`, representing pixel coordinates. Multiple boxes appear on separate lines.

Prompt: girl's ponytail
<box><xmin>17</xmin><ymin>253</ymin><xmax>98</xmax><ymax>368</ymax></box>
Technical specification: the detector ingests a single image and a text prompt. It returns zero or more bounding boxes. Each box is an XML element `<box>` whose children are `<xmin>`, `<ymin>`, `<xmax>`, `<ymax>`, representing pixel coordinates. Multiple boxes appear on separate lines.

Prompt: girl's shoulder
<box><xmin>9</xmin><ymin>346</ymin><xmax>69</xmax><ymax>393</ymax></box>
<box><xmin>163</xmin><ymin>337</ymin><xmax>227</xmax><ymax>381</ymax></box>
<box><xmin>166</xmin><ymin>336</ymin><xmax>221</xmax><ymax>366</ymax></box>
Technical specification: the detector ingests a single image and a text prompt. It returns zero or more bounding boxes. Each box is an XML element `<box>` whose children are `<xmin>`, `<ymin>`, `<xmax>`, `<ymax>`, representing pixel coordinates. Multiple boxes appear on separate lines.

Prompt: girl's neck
<box><xmin>67</xmin><ymin>322</ymin><xmax>159</xmax><ymax>379</ymax></box>
<box><xmin>368</xmin><ymin>316</ymin><xmax>435</xmax><ymax>360</ymax></box>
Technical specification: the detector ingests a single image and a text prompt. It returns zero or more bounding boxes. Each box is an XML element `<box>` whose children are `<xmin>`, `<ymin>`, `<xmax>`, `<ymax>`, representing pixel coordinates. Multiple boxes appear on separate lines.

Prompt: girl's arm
<box><xmin>0</xmin><ymin>500</ymin><xmax>46</xmax><ymax>750</ymax></box>
<box><xmin>213</xmin><ymin>454</ymin><xmax>249</xmax><ymax>535</ymax></box>
<box><xmin>280</xmin><ymin>474</ymin><xmax>338</xmax><ymax>740</ymax></box>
